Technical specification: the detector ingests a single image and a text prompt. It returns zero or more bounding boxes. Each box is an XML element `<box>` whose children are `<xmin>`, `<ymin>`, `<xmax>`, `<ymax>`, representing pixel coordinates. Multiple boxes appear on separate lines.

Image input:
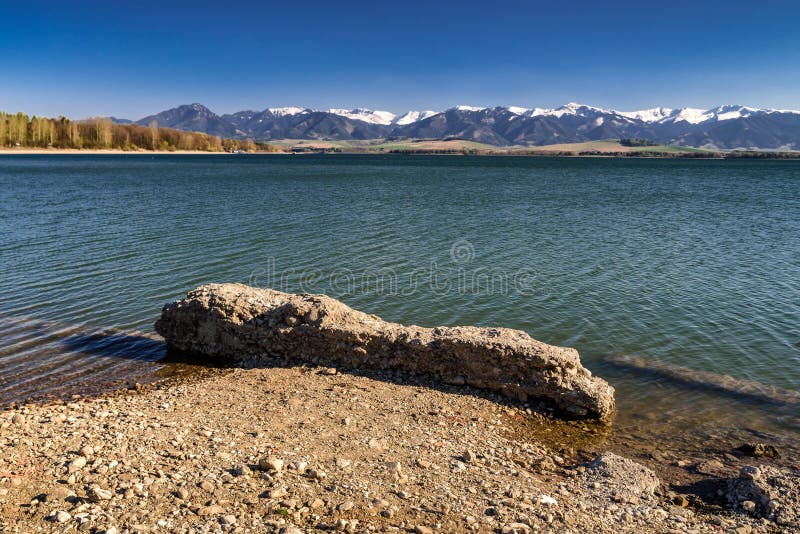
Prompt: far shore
<box><xmin>2</xmin><ymin>146</ymin><xmax>799</xmax><ymax>159</ymax></box>
<box><xmin>0</xmin><ymin>148</ymin><xmax>239</xmax><ymax>155</ymax></box>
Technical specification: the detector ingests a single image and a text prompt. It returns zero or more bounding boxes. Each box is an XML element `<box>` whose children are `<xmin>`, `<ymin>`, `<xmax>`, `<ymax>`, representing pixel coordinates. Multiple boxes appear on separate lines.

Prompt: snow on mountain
<box><xmin>620</xmin><ymin>105</ymin><xmax>800</xmax><ymax>125</ymax></box>
<box><xmin>452</xmin><ymin>105</ymin><xmax>486</xmax><ymax>112</ymax></box>
<box><xmin>268</xmin><ymin>107</ymin><xmax>310</xmax><ymax>117</ymax></box>
<box><xmin>618</xmin><ymin>107</ymin><xmax>676</xmax><ymax>122</ymax></box>
<box><xmin>328</xmin><ymin>108</ymin><xmax>396</xmax><ymax>125</ymax></box>
<box><xmin>393</xmin><ymin>110</ymin><xmax>439</xmax><ymax>125</ymax></box>
<box><xmin>524</xmin><ymin>102</ymin><xmax>612</xmax><ymax>119</ymax></box>
<box><xmin>508</xmin><ymin>106</ymin><xmax>529</xmax><ymax>115</ymax></box>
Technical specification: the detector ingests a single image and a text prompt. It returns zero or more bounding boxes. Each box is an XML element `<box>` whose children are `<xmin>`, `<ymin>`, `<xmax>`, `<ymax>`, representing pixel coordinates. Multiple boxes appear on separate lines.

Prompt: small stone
<box><xmin>741</xmin><ymin>500</ymin><xmax>756</xmax><ymax>513</ymax></box>
<box><xmin>536</xmin><ymin>494</ymin><xmax>558</xmax><ymax>506</ymax></box>
<box><xmin>259</xmin><ymin>456</ymin><xmax>284</xmax><ymax>473</ymax></box>
<box><xmin>198</xmin><ymin>504</ymin><xmax>224</xmax><ymax>516</ymax></box>
<box><xmin>334</xmin><ymin>518</ymin><xmax>349</xmax><ymax>531</ymax></box>
<box><xmin>269</xmin><ymin>487</ymin><xmax>288</xmax><ymax>499</ymax></box>
<box><xmin>368</xmin><ymin>438</ymin><xmax>385</xmax><ymax>450</ymax></box>
<box><xmin>462</xmin><ymin>450</ymin><xmax>475</xmax><ymax>463</ymax></box>
<box><xmin>11</xmin><ymin>413</ymin><xmax>25</xmax><ymax>425</ymax></box>
<box><xmin>502</xmin><ymin>523</ymin><xmax>531</xmax><ymax>534</ymax></box>
<box><xmin>49</xmin><ymin>486</ymin><xmax>76</xmax><ymax>501</ymax></box>
<box><xmin>52</xmin><ymin>511</ymin><xmax>72</xmax><ymax>523</ymax></box>
<box><xmin>175</xmin><ymin>488</ymin><xmax>189</xmax><ymax>500</ymax></box>
<box><xmin>413</xmin><ymin>525</ymin><xmax>433</xmax><ymax>534</ymax></box>
<box><xmin>339</xmin><ymin>500</ymin><xmax>355</xmax><ymax>511</ymax></box>
<box><xmin>68</xmin><ymin>456</ymin><xmax>87</xmax><ymax>472</ymax></box>
<box><xmin>199</xmin><ymin>480</ymin><xmax>215</xmax><ymax>492</ymax></box>
<box><xmin>386</xmin><ymin>461</ymin><xmax>402</xmax><ymax>473</ymax></box>
<box><xmin>105</xmin><ymin>527</ymin><xmax>118</xmax><ymax>534</ymax></box>
<box><xmin>220</xmin><ymin>515</ymin><xmax>237</xmax><ymax>526</ymax></box>
<box><xmin>322</xmin><ymin>367</ymin><xmax>338</xmax><ymax>375</ymax></box>
<box><xmin>672</xmin><ymin>495</ymin><xmax>689</xmax><ymax>507</ymax></box>
<box><xmin>88</xmin><ymin>487</ymin><xmax>114</xmax><ymax>501</ymax></box>
<box><xmin>306</xmin><ymin>468</ymin><xmax>326</xmax><ymax>480</ymax></box>
<box><xmin>79</xmin><ymin>445</ymin><xmax>94</xmax><ymax>457</ymax></box>
<box><xmin>740</xmin><ymin>466</ymin><xmax>761</xmax><ymax>481</ymax></box>
<box><xmin>736</xmin><ymin>443</ymin><xmax>779</xmax><ymax>458</ymax></box>
<box><xmin>310</xmin><ymin>498</ymin><xmax>324</xmax><ymax>509</ymax></box>
<box><xmin>335</xmin><ymin>458</ymin><xmax>351</xmax><ymax>469</ymax></box>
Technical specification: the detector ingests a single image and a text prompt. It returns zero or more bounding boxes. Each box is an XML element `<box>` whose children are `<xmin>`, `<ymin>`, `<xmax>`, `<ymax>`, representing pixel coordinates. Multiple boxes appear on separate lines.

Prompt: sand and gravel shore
<box><xmin>1</xmin><ymin>362</ymin><xmax>780</xmax><ymax>533</ymax></box>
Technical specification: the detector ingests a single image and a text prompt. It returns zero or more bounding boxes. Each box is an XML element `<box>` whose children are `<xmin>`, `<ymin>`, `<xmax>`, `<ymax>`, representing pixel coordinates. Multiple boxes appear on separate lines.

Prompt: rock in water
<box><xmin>155</xmin><ymin>283</ymin><xmax>615</xmax><ymax>420</ymax></box>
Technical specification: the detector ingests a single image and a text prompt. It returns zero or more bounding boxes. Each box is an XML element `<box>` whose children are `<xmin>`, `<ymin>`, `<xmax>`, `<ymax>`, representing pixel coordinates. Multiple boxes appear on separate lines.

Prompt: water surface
<box><xmin>1</xmin><ymin>154</ymin><xmax>798</xmax><ymax>454</ymax></box>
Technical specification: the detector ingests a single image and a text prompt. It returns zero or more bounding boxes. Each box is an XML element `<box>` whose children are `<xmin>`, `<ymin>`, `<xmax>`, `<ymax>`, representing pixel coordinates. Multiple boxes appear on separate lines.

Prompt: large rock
<box><xmin>155</xmin><ymin>284</ymin><xmax>615</xmax><ymax>420</ymax></box>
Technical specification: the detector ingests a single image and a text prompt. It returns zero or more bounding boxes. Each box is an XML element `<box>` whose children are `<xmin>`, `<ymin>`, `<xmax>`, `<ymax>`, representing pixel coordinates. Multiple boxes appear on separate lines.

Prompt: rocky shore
<box><xmin>2</xmin><ymin>285</ymin><xmax>796</xmax><ymax>533</ymax></box>
<box><xmin>2</xmin><ymin>364</ymin><xmax>791</xmax><ymax>533</ymax></box>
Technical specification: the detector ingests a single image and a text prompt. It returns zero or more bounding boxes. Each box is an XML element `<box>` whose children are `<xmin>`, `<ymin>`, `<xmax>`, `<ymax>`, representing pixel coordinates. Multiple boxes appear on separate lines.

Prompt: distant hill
<box><xmin>136</xmin><ymin>104</ymin><xmax>238</xmax><ymax>138</ymax></box>
<box><xmin>133</xmin><ymin>102</ymin><xmax>800</xmax><ymax>150</ymax></box>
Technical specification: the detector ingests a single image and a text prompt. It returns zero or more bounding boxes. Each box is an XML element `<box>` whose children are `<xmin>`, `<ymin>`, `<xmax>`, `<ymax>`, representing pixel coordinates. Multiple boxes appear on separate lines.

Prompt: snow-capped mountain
<box><xmin>267</xmin><ymin>107</ymin><xmax>311</xmax><ymax>117</ymax></box>
<box><xmin>394</xmin><ymin>110</ymin><xmax>438</xmax><ymax>126</ymax></box>
<box><xmin>137</xmin><ymin>102</ymin><xmax>800</xmax><ymax>149</ymax></box>
<box><xmin>327</xmin><ymin>108</ymin><xmax>396</xmax><ymax>125</ymax></box>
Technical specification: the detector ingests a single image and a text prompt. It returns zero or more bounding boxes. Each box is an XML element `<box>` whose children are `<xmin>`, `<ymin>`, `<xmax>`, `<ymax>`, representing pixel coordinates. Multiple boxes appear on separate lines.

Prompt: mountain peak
<box><xmin>327</xmin><ymin>108</ymin><xmax>396</xmax><ymax>125</ymax></box>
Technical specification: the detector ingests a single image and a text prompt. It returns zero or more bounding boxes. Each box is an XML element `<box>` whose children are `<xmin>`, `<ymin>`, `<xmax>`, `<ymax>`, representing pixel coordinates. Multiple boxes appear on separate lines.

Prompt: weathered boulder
<box><xmin>728</xmin><ymin>465</ymin><xmax>800</xmax><ymax>527</ymax></box>
<box><xmin>155</xmin><ymin>283</ymin><xmax>615</xmax><ymax>420</ymax></box>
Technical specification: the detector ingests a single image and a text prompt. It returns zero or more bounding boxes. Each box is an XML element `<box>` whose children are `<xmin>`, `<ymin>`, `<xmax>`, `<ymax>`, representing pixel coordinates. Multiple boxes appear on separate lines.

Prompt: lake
<box><xmin>1</xmin><ymin>154</ymin><xmax>799</xmax><ymax>456</ymax></box>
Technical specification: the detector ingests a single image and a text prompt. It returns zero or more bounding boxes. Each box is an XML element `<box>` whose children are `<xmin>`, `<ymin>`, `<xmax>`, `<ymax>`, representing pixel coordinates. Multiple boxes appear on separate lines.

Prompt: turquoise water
<box><xmin>1</xmin><ymin>154</ymin><xmax>799</xmax><ymax>444</ymax></box>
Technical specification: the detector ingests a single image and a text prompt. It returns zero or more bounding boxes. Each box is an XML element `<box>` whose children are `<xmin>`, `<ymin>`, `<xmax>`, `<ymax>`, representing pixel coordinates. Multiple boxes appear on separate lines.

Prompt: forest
<box><xmin>0</xmin><ymin>112</ymin><xmax>278</xmax><ymax>152</ymax></box>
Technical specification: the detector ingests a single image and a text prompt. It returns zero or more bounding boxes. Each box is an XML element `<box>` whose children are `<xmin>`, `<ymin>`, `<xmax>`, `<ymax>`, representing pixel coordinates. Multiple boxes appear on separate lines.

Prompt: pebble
<box><xmin>672</xmin><ymin>495</ymin><xmax>689</xmax><ymax>507</ymax></box>
<box><xmin>48</xmin><ymin>486</ymin><xmax>76</xmax><ymax>501</ymax></box>
<box><xmin>503</xmin><ymin>523</ymin><xmax>531</xmax><ymax>534</ymax></box>
<box><xmin>741</xmin><ymin>500</ymin><xmax>756</xmax><ymax>512</ymax></box>
<box><xmin>463</xmin><ymin>450</ymin><xmax>475</xmax><ymax>463</ymax></box>
<box><xmin>89</xmin><ymin>486</ymin><xmax>114</xmax><ymax>501</ymax></box>
<box><xmin>259</xmin><ymin>456</ymin><xmax>285</xmax><ymax>473</ymax></box>
<box><xmin>220</xmin><ymin>514</ymin><xmax>237</xmax><ymax>526</ymax></box>
<box><xmin>198</xmin><ymin>504</ymin><xmax>224</xmax><ymax>516</ymax></box>
<box><xmin>740</xmin><ymin>466</ymin><xmax>761</xmax><ymax>481</ymax></box>
<box><xmin>68</xmin><ymin>456</ymin><xmax>88</xmax><ymax>472</ymax></box>
<box><xmin>386</xmin><ymin>461</ymin><xmax>402</xmax><ymax>473</ymax></box>
<box><xmin>52</xmin><ymin>510</ymin><xmax>72</xmax><ymax>523</ymax></box>
<box><xmin>537</xmin><ymin>494</ymin><xmax>558</xmax><ymax>506</ymax></box>
<box><xmin>200</xmin><ymin>480</ymin><xmax>215</xmax><ymax>492</ymax></box>
<box><xmin>413</xmin><ymin>525</ymin><xmax>433</xmax><ymax>534</ymax></box>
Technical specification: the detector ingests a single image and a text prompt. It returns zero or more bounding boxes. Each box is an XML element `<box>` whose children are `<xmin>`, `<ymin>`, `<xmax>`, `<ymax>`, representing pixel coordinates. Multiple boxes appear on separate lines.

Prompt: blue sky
<box><xmin>1</xmin><ymin>0</ymin><xmax>799</xmax><ymax>119</ymax></box>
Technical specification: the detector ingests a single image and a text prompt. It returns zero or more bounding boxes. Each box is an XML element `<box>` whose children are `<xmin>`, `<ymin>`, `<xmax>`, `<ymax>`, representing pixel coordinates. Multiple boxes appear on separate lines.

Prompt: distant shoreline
<box><xmin>0</xmin><ymin>148</ymin><xmax>232</xmax><ymax>155</ymax></box>
<box><xmin>2</xmin><ymin>146</ymin><xmax>800</xmax><ymax>159</ymax></box>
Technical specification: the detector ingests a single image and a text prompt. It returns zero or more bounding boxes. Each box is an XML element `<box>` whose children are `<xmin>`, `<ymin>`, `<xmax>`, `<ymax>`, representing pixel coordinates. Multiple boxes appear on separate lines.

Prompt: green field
<box><xmin>262</xmin><ymin>138</ymin><xmax>712</xmax><ymax>156</ymax></box>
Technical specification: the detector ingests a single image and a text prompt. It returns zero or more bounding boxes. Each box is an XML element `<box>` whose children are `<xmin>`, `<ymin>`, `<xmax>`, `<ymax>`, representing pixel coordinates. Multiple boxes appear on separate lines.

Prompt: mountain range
<box><xmin>130</xmin><ymin>102</ymin><xmax>800</xmax><ymax>150</ymax></box>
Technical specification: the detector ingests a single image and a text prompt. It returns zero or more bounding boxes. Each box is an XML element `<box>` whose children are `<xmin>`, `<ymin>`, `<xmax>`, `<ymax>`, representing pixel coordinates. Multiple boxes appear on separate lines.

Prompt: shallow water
<box><xmin>1</xmin><ymin>154</ymin><xmax>798</xmax><ymax>451</ymax></box>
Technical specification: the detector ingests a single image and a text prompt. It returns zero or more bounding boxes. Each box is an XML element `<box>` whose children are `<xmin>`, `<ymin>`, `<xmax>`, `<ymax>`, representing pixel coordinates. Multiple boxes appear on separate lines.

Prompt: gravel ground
<box><xmin>0</xmin><ymin>364</ymin><xmax>779</xmax><ymax>533</ymax></box>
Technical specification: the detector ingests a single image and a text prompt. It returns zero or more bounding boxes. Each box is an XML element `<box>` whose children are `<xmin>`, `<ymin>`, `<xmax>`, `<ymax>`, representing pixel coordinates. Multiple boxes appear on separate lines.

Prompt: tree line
<box><xmin>0</xmin><ymin>111</ymin><xmax>280</xmax><ymax>152</ymax></box>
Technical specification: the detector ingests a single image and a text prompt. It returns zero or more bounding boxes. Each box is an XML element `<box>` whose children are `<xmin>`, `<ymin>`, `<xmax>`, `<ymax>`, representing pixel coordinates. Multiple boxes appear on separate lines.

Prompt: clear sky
<box><xmin>2</xmin><ymin>0</ymin><xmax>799</xmax><ymax>119</ymax></box>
